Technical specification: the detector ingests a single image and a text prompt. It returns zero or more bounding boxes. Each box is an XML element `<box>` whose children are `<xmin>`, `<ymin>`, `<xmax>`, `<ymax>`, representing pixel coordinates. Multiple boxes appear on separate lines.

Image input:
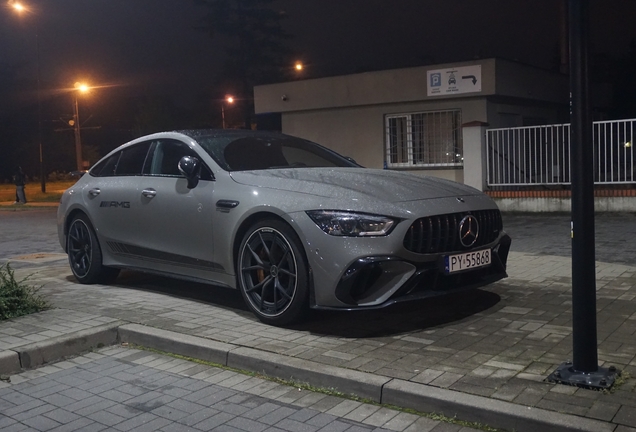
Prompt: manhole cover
<box><xmin>12</xmin><ymin>253</ymin><xmax>67</xmax><ymax>262</ymax></box>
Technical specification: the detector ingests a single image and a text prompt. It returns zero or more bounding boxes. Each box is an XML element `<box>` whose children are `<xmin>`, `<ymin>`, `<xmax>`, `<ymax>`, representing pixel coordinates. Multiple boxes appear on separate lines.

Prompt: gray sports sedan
<box><xmin>57</xmin><ymin>130</ymin><xmax>511</xmax><ymax>326</ymax></box>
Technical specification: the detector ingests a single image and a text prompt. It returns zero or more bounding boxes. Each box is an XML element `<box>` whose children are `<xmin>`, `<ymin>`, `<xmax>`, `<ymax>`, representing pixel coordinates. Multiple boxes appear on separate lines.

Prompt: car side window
<box><xmin>115</xmin><ymin>142</ymin><xmax>152</xmax><ymax>176</ymax></box>
<box><xmin>90</xmin><ymin>152</ymin><xmax>121</xmax><ymax>177</ymax></box>
<box><xmin>151</xmin><ymin>140</ymin><xmax>186</xmax><ymax>176</ymax></box>
<box><xmin>147</xmin><ymin>140</ymin><xmax>213</xmax><ymax>180</ymax></box>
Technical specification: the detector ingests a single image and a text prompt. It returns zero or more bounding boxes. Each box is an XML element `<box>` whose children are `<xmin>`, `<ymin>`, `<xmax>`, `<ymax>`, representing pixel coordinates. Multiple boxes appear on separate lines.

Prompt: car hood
<box><xmin>229</xmin><ymin>168</ymin><xmax>481</xmax><ymax>203</ymax></box>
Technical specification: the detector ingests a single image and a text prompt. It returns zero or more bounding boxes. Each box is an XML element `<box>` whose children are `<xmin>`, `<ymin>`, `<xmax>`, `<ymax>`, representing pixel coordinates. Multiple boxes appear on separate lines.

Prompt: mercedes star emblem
<box><xmin>459</xmin><ymin>215</ymin><xmax>479</xmax><ymax>247</ymax></box>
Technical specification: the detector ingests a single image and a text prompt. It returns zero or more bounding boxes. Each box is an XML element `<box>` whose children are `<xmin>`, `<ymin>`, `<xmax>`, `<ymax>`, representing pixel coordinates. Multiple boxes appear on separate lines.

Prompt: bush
<box><xmin>48</xmin><ymin>171</ymin><xmax>75</xmax><ymax>182</ymax></box>
<box><xmin>0</xmin><ymin>264</ymin><xmax>49</xmax><ymax>320</ymax></box>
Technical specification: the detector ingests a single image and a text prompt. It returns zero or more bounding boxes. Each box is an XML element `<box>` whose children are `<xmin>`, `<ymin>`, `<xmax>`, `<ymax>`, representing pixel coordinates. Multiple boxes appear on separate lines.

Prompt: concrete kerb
<box><xmin>0</xmin><ymin>350</ymin><xmax>21</xmax><ymax>375</ymax></box>
<box><xmin>13</xmin><ymin>321</ymin><xmax>122</xmax><ymax>369</ymax></box>
<box><xmin>0</xmin><ymin>201</ymin><xmax>59</xmax><ymax>208</ymax></box>
<box><xmin>118</xmin><ymin>323</ymin><xmax>233</xmax><ymax>366</ymax></box>
<box><xmin>228</xmin><ymin>346</ymin><xmax>390</xmax><ymax>402</ymax></box>
<box><xmin>0</xmin><ymin>321</ymin><xmax>618</xmax><ymax>432</ymax></box>
<box><xmin>382</xmin><ymin>379</ymin><xmax>614</xmax><ymax>432</ymax></box>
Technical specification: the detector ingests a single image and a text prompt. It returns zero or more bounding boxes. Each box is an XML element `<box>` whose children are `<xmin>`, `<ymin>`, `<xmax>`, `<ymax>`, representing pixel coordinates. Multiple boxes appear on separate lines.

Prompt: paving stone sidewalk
<box><xmin>1</xmin><ymin>345</ymin><xmax>479</xmax><ymax>432</ymax></box>
<box><xmin>0</xmin><ymin>252</ymin><xmax>633</xmax><ymax>431</ymax></box>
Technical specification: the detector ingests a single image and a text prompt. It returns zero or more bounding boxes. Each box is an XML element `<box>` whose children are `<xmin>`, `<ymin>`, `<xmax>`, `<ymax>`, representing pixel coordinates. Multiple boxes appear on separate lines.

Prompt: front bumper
<box><xmin>320</xmin><ymin>233</ymin><xmax>511</xmax><ymax>311</ymax></box>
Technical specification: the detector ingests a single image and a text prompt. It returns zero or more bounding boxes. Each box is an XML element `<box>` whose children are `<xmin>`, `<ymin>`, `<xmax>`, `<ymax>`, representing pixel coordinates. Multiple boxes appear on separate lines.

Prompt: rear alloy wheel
<box><xmin>67</xmin><ymin>214</ymin><xmax>120</xmax><ymax>284</ymax></box>
<box><xmin>237</xmin><ymin>220</ymin><xmax>309</xmax><ymax>326</ymax></box>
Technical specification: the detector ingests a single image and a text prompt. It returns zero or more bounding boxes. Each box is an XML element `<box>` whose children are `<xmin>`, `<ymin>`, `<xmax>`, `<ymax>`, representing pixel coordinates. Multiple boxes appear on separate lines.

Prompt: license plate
<box><xmin>444</xmin><ymin>249</ymin><xmax>491</xmax><ymax>274</ymax></box>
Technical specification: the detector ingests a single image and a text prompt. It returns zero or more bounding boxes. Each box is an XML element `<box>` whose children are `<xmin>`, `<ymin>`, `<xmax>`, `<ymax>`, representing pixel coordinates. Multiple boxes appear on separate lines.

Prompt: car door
<box><xmin>129</xmin><ymin>139</ymin><xmax>218</xmax><ymax>274</ymax></box>
<box><xmin>83</xmin><ymin>142</ymin><xmax>151</xmax><ymax>249</ymax></box>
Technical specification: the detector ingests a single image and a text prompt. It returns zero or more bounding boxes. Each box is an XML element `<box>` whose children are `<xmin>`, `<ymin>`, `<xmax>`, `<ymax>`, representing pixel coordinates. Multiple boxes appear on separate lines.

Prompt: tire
<box><xmin>67</xmin><ymin>214</ymin><xmax>120</xmax><ymax>284</ymax></box>
<box><xmin>237</xmin><ymin>219</ymin><xmax>309</xmax><ymax>326</ymax></box>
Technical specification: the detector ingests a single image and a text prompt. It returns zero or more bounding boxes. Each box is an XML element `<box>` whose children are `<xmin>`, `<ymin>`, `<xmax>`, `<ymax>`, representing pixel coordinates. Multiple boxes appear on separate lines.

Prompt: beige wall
<box><xmin>255</xmin><ymin>59</ymin><xmax>496</xmax><ymax>115</ymax></box>
<box><xmin>283</xmin><ymin>98</ymin><xmax>486</xmax><ymax>177</ymax></box>
<box><xmin>254</xmin><ymin>59</ymin><xmax>567</xmax><ymax>117</ymax></box>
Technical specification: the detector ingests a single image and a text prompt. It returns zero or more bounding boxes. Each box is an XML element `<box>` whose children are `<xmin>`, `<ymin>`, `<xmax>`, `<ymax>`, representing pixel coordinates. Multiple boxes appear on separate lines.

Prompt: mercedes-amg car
<box><xmin>57</xmin><ymin>130</ymin><xmax>511</xmax><ymax>325</ymax></box>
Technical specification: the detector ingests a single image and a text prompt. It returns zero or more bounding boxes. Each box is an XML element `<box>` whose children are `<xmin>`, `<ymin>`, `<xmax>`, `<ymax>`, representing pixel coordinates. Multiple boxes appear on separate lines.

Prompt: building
<box><xmin>254</xmin><ymin>58</ymin><xmax>569</xmax><ymax>192</ymax></box>
<box><xmin>255</xmin><ymin>58</ymin><xmax>636</xmax><ymax>211</ymax></box>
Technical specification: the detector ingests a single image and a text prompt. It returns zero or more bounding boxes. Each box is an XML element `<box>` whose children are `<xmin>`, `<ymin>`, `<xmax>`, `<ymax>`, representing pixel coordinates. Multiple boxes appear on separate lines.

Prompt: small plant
<box><xmin>0</xmin><ymin>264</ymin><xmax>49</xmax><ymax>320</ymax></box>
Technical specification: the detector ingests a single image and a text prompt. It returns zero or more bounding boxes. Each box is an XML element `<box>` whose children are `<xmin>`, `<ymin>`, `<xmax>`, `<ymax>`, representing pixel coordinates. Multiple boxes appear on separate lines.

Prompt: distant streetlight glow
<box><xmin>73</xmin><ymin>82</ymin><xmax>91</xmax><ymax>171</ymax></box>
<box><xmin>11</xmin><ymin>2</ymin><xmax>26</xmax><ymax>12</ymax></box>
<box><xmin>75</xmin><ymin>82</ymin><xmax>90</xmax><ymax>93</ymax></box>
<box><xmin>295</xmin><ymin>61</ymin><xmax>303</xmax><ymax>71</ymax></box>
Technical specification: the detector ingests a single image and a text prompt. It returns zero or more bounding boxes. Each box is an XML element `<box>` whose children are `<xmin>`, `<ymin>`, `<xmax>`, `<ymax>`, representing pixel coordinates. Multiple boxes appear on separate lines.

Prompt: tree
<box><xmin>195</xmin><ymin>0</ymin><xmax>290</xmax><ymax>128</ymax></box>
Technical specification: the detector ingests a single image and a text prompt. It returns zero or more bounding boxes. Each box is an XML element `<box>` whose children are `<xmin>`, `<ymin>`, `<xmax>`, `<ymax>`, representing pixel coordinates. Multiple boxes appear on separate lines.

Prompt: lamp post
<box><xmin>72</xmin><ymin>82</ymin><xmax>89</xmax><ymax>171</ymax></box>
<box><xmin>221</xmin><ymin>95</ymin><xmax>234</xmax><ymax>129</ymax></box>
<box><xmin>10</xmin><ymin>0</ymin><xmax>45</xmax><ymax>192</ymax></box>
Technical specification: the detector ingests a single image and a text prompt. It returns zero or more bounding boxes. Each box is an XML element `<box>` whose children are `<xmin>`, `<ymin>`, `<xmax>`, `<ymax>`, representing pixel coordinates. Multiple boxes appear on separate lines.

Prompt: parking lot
<box><xmin>1</xmin><ymin>208</ymin><xmax>635</xmax><ymax>431</ymax></box>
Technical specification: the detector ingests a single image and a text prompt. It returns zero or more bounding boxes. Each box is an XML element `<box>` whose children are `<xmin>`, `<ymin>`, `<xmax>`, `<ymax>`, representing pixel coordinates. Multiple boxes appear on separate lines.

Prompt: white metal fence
<box><xmin>487</xmin><ymin>118</ymin><xmax>636</xmax><ymax>187</ymax></box>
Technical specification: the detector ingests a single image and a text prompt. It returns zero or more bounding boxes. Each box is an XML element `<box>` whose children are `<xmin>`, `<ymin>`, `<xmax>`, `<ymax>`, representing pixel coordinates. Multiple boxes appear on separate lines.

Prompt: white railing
<box><xmin>487</xmin><ymin>119</ymin><xmax>636</xmax><ymax>186</ymax></box>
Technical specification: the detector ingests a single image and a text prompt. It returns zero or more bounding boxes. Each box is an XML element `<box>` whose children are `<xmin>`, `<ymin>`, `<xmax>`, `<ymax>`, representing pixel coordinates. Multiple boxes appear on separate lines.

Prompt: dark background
<box><xmin>2</xmin><ymin>0</ymin><xmax>636</xmax><ymax>182</ymax></box>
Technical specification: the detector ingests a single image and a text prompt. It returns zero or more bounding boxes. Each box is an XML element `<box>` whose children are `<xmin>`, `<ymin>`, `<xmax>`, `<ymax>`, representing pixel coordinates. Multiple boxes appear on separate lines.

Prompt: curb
<box><xmin>14</xmin><ymin>322</ymin><xmax>123</xmax><ymax>369</ymax></box>
<box><xmin>1</xmin><ymin>323</ymin><xmax>616</xmax><ymax>432</ymax></box>
<box><xmin>0</xmin><ymin>202</ymin><xmax>59</xmax><ymax>208</ymax></box>
<box><xmin>0</xmin><ymin>350</ymin><xmax>21</xmax><ymax>375</ymax></box>
<box><xmin>228</xmin><ymin>346</ymin><xmax>390</xmax><ymax>403</ymax></box>
<box><xmin>119</xmin><ymin>323</ymin><xmax>233</xmax><ymax>366</ymax></box>
<box><xmin>382</xmin><ymin>379</ymin><xmax>613</xmax><ymax>432</ymax></box>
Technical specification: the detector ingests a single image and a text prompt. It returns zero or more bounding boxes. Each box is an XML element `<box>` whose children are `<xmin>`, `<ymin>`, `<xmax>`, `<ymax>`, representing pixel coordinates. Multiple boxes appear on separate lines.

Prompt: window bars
<box><xmin>386</xmin><ymin>110</ymin><xmax>463</xmax><ymax>168</ymax></box>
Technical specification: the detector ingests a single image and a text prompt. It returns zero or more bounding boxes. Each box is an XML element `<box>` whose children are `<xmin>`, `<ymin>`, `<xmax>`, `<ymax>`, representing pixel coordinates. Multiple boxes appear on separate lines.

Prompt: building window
<box><xmin>385</xmin><ymin>110</ymin><xmax>463</xmax><ymax>168</ymax></box>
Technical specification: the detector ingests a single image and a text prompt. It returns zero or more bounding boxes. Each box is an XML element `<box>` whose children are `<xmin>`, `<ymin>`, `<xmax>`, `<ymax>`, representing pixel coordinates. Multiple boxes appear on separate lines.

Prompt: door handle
<box><xmin>142</xmin><ymin>189</ymin><xmax>157</xmax><ymax>198</ymax></box>
<box><xmin>88</xmin><ymin>188</ymin><xmax>100</xmax><ymax>197</ymax></box>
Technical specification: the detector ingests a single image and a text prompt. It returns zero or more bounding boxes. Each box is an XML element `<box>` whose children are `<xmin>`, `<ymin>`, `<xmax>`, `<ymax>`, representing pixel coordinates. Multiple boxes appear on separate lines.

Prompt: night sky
<box><xmin>1</xmin><ymin>0</ymin><xmax>636</xmax><ymax>179</ymax></box>
<box><xmin>3</xmin><ymin>1</ymin><xmax>636</xmax><ymax>105</ymax></box>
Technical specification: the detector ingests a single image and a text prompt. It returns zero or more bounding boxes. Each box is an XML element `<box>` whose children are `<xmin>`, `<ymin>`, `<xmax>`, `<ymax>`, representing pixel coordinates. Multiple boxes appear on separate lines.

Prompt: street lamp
<box><xmin>221</xmin><ymin>95</ymin><xmax>234</xmax><ymax>129</ymax></box>
<box><xmin>295</xmin><ymin>61</ymin><xmax>303</xmax><ymax>72</ymax></box>
<box><xmin>9</xmin><ymin>0</ymin><xmax>46</xmax><ymax>192</ymax></box>
<box><xmin>71</xmin><ymin>82</ymin><xmax>89</xmax><ymax>172</ymax></box>
<box><xmin>10</xmin><ymin>1</ymin><xmax>25</xmax><ymax>12</ymax></box>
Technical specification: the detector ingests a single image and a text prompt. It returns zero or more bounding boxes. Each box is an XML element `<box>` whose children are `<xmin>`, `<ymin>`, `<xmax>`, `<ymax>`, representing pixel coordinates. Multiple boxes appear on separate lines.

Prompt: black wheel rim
<box><xmin>68</xmin><ymin>220</ymin><xmax>92</xmax><ymax>277</ymax></box>
<box><xmin>240</xmin><ymin>228</ymin><xmax>297</xmax><ymax>317</ymax></box>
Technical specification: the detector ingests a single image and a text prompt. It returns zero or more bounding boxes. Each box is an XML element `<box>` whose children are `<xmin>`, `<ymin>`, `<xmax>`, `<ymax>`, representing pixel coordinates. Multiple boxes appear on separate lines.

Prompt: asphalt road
<box><xmin>0</xmin><ymin>209</ymin><xmax>63</xmax><ymax>268</ymax></box>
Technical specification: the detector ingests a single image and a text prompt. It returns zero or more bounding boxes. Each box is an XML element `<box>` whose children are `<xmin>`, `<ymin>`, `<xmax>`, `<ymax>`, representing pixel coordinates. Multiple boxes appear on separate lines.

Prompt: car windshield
<box><xmin>190</xmin><ymin>133</ymin><xmax>360</xmax><ymax>172</ymax></box>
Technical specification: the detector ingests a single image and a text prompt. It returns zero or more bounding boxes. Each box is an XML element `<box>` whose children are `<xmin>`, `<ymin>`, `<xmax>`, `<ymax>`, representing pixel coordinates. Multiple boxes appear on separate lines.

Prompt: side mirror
<box><xmin>178</xmin><ymin>156</ymin><xmax>200</xmax><ymax>189</ymax></box>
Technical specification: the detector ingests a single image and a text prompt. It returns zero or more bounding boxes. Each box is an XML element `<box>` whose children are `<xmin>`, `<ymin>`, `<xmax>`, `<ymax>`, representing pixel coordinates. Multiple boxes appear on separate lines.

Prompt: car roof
<box><xmin>176</xmin><ymin>129</ymin><xmax>290</xmax><ymax>141</ymax></box>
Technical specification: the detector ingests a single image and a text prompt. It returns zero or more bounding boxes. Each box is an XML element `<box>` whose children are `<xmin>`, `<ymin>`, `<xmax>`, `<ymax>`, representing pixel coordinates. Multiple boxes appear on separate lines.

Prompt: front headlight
<box><xmin>306</xmin><ymin>210</ymin><xmax>396</xmax><ymax>237</ymax></box>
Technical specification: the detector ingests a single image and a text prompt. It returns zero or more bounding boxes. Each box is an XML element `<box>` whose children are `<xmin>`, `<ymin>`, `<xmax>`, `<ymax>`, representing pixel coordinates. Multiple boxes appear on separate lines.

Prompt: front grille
<box><xmin>403</xmin><ymin>210</ymin><xmax>502</xmax><ymax>254</ymax></box>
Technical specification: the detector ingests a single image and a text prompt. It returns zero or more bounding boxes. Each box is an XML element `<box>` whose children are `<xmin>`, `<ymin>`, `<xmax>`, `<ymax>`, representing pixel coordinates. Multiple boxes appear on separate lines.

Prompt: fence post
<box><xmin>462</xmin><ymin>121</ymin><xmax>489</xmax><ymax>191</ymax></box>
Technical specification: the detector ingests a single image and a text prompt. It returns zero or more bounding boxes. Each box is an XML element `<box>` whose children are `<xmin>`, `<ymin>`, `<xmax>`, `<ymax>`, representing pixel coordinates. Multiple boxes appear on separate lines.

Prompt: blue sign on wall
<box><xmin>430</xmin><ymin>73</ymin><xmax>442</xmax><ymax>87</ymax></box>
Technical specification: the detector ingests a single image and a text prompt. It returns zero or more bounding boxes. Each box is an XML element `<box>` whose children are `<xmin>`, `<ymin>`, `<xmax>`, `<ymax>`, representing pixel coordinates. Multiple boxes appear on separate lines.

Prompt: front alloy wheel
<box><xmin>67</xmin><ymin>214</ymin><xmax>119</xmax><ymax>284</ymax></box>
<box><xmin>238</xmin><ymin>220</ymin><xmax>308</xmax><ymax>325</ymax></box>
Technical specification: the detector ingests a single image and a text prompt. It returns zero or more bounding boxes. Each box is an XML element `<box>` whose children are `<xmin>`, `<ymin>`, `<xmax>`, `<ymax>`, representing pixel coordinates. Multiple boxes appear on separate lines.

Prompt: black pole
<box><xmin>547</xmin><ymin>0</ymin><xmax>618</xmax><ymax>389</ymax></box>
<box><xmin>36</xmin><ymin>21</ymin><xmax>46</xmax><ymax>193</ymax></box>
<box><xmin>569</xmin><ymin>0</ymin><xmax>597</xmax><ymax>373</ymax></box>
